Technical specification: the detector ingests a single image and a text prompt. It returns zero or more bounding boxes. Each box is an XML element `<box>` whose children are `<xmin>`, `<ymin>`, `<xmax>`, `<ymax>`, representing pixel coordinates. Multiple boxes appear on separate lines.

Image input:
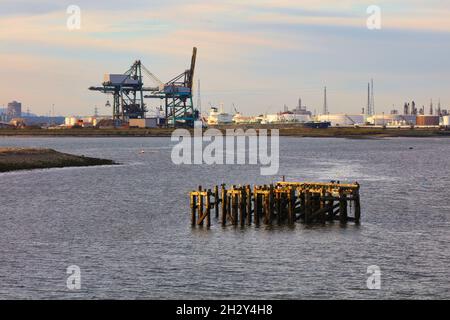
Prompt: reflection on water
<box><xmin>0</xmin><ymin>136</ymin><xmax>449</xmax><ymax>299</ymax></box>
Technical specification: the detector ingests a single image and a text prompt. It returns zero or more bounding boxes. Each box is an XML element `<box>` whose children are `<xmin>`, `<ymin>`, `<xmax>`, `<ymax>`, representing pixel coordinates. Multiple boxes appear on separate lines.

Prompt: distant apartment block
<box><xmin>7</xmin><ymin>101</ymin><xmax>22</xmax><ymax>118</ymax></box>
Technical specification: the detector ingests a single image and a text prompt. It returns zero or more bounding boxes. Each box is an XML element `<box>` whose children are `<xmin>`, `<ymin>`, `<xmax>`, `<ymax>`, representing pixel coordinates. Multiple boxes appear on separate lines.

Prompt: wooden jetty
<box><xmin>189</xmin><ymin>181</ymin><xmax>361</xmax><ymax>227</ymax></box>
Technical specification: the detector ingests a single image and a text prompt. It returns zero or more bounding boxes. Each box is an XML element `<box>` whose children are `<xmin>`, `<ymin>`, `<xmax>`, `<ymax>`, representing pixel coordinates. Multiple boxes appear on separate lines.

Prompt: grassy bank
<box><xmin>277</xmin><ymin>127</ymin><xmax>450</xmax><ymax>138</ymax></box>
<box><xmin>0</xmin><ymin>148</ymin><xmax>115</xmax><ymax>172</ymax></box>
<box><xmin>0</xmin><ymin>126</ymin><xmax>449</xmax><ymax>138</ymax></box>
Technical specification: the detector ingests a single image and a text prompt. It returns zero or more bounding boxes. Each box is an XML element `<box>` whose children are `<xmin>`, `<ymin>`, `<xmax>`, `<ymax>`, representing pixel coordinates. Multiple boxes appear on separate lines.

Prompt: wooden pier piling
<box><xmin>190</xmin><ymin>192</ymin><xmax>197</xmax><ymax>226</ymax></box>
<box><xmin>214</xmin><ymin>185</ymin><xmax>219</xmax><ymax>218</ymax></box>
<box><xmin>198</xmin><ymin>186</ymin><xmax>203</xmax><ymax>226</ymax></box>
<box><xmin>239</xmin><ymin>188</ymin><xmax>245</xmax><ymax>227</ymax></box>
<box><xmin>246</xmin><ymin>186</ymin><xmax>252</xmax><ymax>226</ymax></box>
<box><xmin>221</xmin><ymin>185</ymin><xmax>227</xmax><ymax>226</ymax></box>
<box><xmin>189</xmin><ymin>181</ymin><xmax>361</xmax><ymax>228</ymax></box>
<box><xmin>205</xmin><ymin>189</ymin><xmax>211</xmax><ymax>227</ymax></box>
<box><xmin>254</xmin><ymin>186</ymin><xmax>260</xmax><ymax>226</ymax></box>
<box><xmin>288</xmin><ymin>188</ymin><xmax>294</xmax><ymax>225</ymax></box>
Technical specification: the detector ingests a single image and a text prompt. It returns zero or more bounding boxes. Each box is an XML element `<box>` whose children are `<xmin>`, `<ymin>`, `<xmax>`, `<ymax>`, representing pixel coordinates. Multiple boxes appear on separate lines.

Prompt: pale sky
<box><xmin>1</xmin><ymin>0</ymin><xmax>450</xmax><ymax>116</ymax></box>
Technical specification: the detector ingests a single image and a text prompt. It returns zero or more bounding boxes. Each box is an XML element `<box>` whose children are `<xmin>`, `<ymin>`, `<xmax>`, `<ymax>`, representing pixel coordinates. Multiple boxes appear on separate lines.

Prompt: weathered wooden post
<box><xmin>299</xmin><ymin>190</ymin><xmax>305</xmax><ymax>219</ymax></box>
<box><xmin>221</xmin><ymin>185</ymin><xmax>227</xmax><ymax>226</ymax></box>
<box><xmin>232</xmin><ymin>192</ymin><xmax>238</xmax><ymax>225</ymax></box>
<box><xmin>239</xmin><ymin>189</ymin><xmax>246</xmax><ymax>227</ymax></box>
<box><xmin>288</xmin><ymin>188</ymin><xmax>294</xmax><ymax>225</ymax></box>
<box><xmin>305</xmin><ymin>190</ymin><xmax>311</xmax><ymax>223</ymax></box>
<box><xmin>276</xmin><ymin>191</ymin><xmax>282</xmax><ymax>224</ymax></box>
<box><xmin>190</xmin><ymin>192</ymin><xmax>197</xmax><ymax>226</ymax></box>
<box><xmin>198</xmin><ymin>186</ymin><xmax>204</xmax><ymax>226</ymax></box>
<box><xmin>228</xmin><ymin>193</ymin><xmax>233</xmax><ymax>224</ymax></box>
<box><xmin>328</xmin><ymin>192</ymin><xmax>335</xmax><ymax>221</ymax></box>
<box><xmin>354</xmin><ymin>191</ymin><xmax>361</xmax><ymax>224</ymax></box>
<box><xmin>313</xmin><ymin>193</ymin><xmax>320</xmax><ymax>217</ymax></box>
<box><xmin>262</xmin><ymin>192</ymin><xmax>267</xmax><ymax>224</ymax></box>
<box><xmin>269</xmin><ymin>184</ymin><xmax>274</xmax><ymax>224</ymax></box>
<box><xmin>214</xmin><ymin>185</ymin><xmax>219</xmax><ymax>218</ymax></box>
<box><xmin>254</xmin><ymin>188</ymin><xmax>260</xmax><ymax>226</ymax></box>
<box><xmin>206</xmin><ymin>189</ymin><xmax>211</xmax><ymax>227</ymax></box>
<box><xmin>257</xmin><ymin>189</ymin><xmax>263</xmax><ymax>220</ymax></box>
<box><xmin>339</xmin><ymin>190</ymin><xmax>347</xmax><ymax>223</ymax></box>
<box><xmin>246</xmin><ymin>186</ymin><xmax>252</xmax><ymax>226</ymax></box>
<box><xmin>319</xmin><ymin>190</ymin><xmax>326</xmax><ymax>223</ymax></box>
<box><xmin>263</xmin><ymin>192</ymin><xmax>271</xmax><ymax>225</ymax></box>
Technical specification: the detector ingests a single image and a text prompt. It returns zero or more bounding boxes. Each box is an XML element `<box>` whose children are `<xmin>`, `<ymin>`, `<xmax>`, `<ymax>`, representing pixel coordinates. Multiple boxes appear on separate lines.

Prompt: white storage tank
<box><xmin>293</xmin><ymin>114</ymin><xmax>311</xmax><ymax>123</ymax></box>
<box><xmin>317</xmin><ymin>114</ymin><xmax>365</xmax><ymax>127</ymax></box>
<box><xmin>368</xmin><ymin>114</ymin><xmax>416</xmax><ymax>126</ymax></box>
<box><xmin>440</xmin><ymin>115</ymin><xmax>450</xmax><ymax>127</ymax></box>
<box><xmin>369</xmin><ymin>114</ymin><xmax>392</xmax><ymax>126</ymax></box>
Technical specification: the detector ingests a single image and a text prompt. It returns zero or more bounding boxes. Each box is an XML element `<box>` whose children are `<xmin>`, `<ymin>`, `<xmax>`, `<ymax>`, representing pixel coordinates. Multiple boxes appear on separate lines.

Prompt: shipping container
<box><xmin>103</xmin><ymin>74</ymin><xmax>139</xmax><ymax>86</ymax></box>
<box><xmin>163</xmin><ymin>85</ymin><xmax>191</xmax><ymax>96</ymax></box>
<box><xmin>416</xmin><ymin>115</ymin><xmax>440</xmax><ymax>126</ymax></box>
<box><xmin>129</xmin><ymin>118</ymin><xmax>158</xmax><ymax>128</ymax></box>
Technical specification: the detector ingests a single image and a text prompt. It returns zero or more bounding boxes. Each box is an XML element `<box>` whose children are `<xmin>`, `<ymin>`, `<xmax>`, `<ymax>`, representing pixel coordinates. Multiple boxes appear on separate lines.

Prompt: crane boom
<box><xmin>141</xmin><ymin>64</ymin><xmax>164</xmax><ymax>90</ymax></box>
<box><xmin>187</xmin><ymin>47</ymin><xmax>197</xmax><ymax>90</ymax></box>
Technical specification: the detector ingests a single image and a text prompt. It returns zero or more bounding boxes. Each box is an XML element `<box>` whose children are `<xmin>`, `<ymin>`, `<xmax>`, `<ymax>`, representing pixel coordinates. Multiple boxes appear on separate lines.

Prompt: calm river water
<box><xmin>0</xmin><ymin>136</ymin><xmax>448</xmax><ymax>299</ymax></box>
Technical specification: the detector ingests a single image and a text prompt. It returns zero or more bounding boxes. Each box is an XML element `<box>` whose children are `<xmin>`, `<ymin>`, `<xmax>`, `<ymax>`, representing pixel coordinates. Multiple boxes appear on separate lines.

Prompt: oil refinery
<box><xmin>2</xmin><ymin>50</ymin><xmax>450</xmax><ymax>130</ymax></box>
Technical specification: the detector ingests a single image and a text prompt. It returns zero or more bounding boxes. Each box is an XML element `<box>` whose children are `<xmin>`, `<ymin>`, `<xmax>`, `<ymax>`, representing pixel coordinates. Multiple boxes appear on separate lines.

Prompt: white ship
<box><xmin>207</xmin><ymin>106</ymin><xmax>233</xmax><ymax>125</ymax></box>
<box><xmin>232</xmin><ymin>111</ymin><xmax>255</xmax><ymax>124</ymax></box>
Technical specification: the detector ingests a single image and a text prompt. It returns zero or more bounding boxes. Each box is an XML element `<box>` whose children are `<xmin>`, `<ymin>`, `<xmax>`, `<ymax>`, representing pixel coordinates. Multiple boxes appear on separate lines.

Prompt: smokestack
<box><xmin>371</xmin><ymin>79</ymin><xmax>375</xmax><ymax>115</ymax></box>
<box><xmin>323</xmin><ymin>86</ymin><xmax>328</xmax><ymax>115</ymax></box>
<box><xmin>367</xmin><ymin>83</ymin><xmax>370</xmax><ymax>116</ymax></box>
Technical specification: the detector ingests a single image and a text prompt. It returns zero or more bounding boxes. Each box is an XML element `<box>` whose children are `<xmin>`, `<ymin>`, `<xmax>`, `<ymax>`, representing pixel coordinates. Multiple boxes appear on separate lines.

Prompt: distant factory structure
<box><xmin>63</xmin><ymin>115</ymin><xmax>162</xmax><ymax>128</ymax></box>
<box><xmin>0</xmin><ymin>101</ymin><xmax>22</xmax><ymax>122</ymax></box>
<box><xmin>317</xmin><ymin>100</ymin><xmax>448</xmax><ymax>128</ymax></box>
<box><xmin>204</xmin><ymin>93</ymin><xmax>449</xmax><ymax>128</ymax></box>
<box><xmin>313</xmin><ymin>80</ymin><xmax>449</xmax><ymax>128</ymax></box>
<box><xmin>3</xmin><ymin>74</ymin><xmax>450</xmax><ymax>129</ymax></box>
<box><xmin>0</xmin><ymin>100</ymin><xmax>66</xmax><ymax>127</ymax></box>
<box><xmin>187</xmin><ymin>77</ymin><xmax>450</xmax><ymax>128</ymax></box>
<box><xmin>205</xmin><ymin>98</ymin><xmax>314</xmax><ymax>125</ymax></box>
<box><xmin>262</xmin><ymin>98</ymin><xmax>312</xmax><ymax>124</ymax></box>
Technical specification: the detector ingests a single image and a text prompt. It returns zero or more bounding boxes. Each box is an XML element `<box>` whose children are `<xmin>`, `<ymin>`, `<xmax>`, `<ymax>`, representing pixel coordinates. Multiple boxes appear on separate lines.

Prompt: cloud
<box><xmin>1</xmin><ymin>0</ymin><xmax>450</xmax><ymax>115</ymax></box>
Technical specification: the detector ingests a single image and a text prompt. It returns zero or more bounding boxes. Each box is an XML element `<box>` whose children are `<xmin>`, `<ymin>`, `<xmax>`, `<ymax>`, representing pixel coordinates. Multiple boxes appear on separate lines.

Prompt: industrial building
<box><xmin>367</xmin><ymin>114</ymin><xmax>417</xmax><ymax>126</ymax></box>
<box><xmin>64</xmin><ymin>116</ymin><xmax>111</xmax><ymax>128</ymax></box>
<box><xmin>441</xmin><ymin>115</ymin><xmax>450</xmax><ymax>127</ymax></box>
<box><xmin>63</xmin><ymin>115</ymin><xmax>161</xmax><ymax>128</ymax></box>
<box><xmin>261</xmin><ymin>98</ymin><xmax>313</xmax><ymax>124</ymax></box>
<box><xmin>262</xmin><ymin>112</ymin><xmax>311</xmax><ymax>124</ymax></box>
<box><xmin>314</xmin><ymin>113</ymin><xmax>445</xmax><ymax>127</ymax></box>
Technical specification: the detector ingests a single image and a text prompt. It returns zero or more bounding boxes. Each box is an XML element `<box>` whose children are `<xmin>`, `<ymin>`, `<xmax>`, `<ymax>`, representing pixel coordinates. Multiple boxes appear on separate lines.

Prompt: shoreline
<box><xmin>0</xmin><ymin>127</ymin><xmax>449</xmax><ymax>138</ymax></box>
<box><xmin>0</xmin><ymin>148</ymin><xmax>115</xmax><ymax>173</ymax></box>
